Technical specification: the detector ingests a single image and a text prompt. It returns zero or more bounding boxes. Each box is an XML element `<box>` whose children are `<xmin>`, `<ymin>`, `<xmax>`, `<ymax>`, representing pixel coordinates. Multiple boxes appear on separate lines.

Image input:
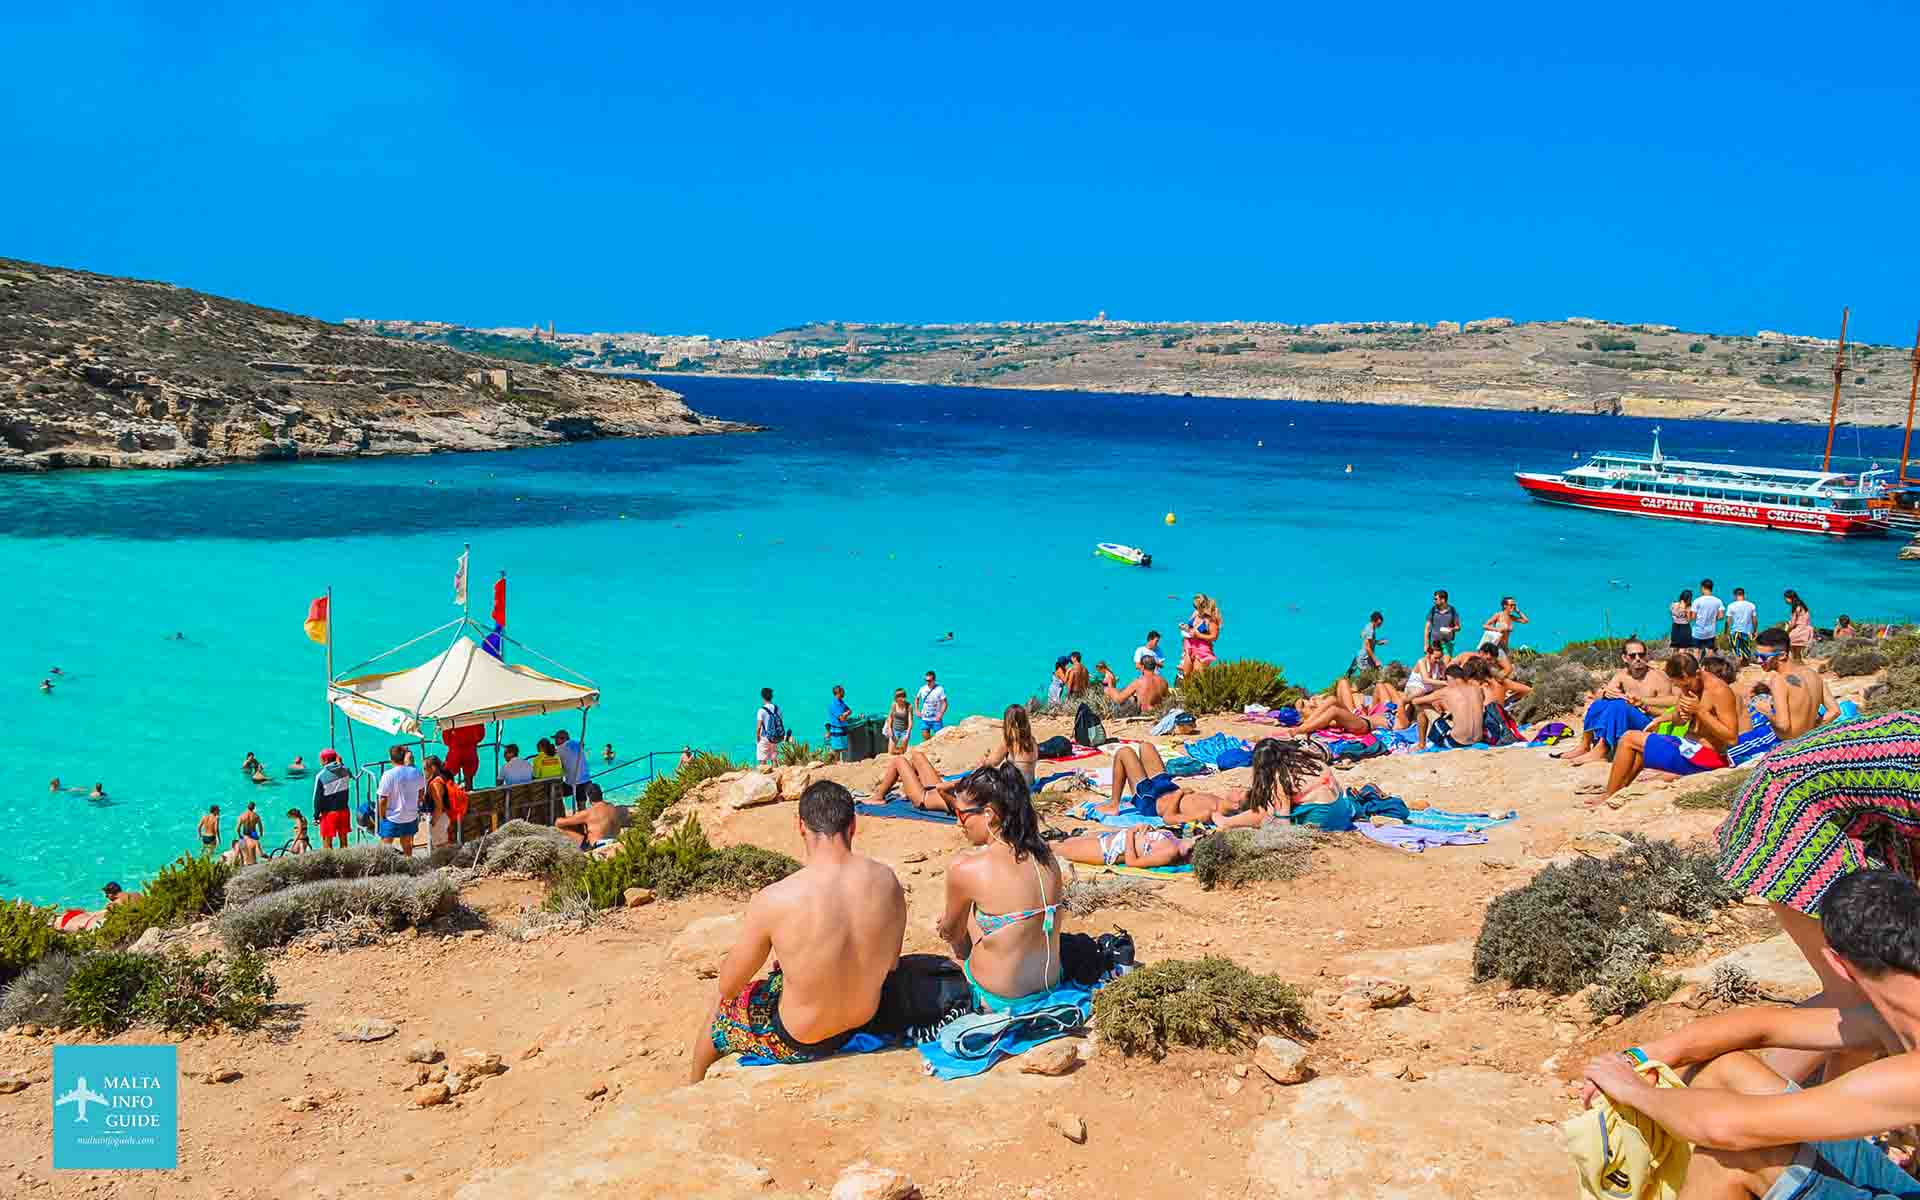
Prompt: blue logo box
<box><xmin>52</xmin><ymin>1044</ymin><xmax>178</xmax><ymax>1170</ymax></box>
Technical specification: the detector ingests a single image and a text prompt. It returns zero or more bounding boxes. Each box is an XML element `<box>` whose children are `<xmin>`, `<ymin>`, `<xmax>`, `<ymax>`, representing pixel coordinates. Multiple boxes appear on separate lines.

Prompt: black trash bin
<box><xmin>844</xmin><ymin>716</ymin><xmax>886</xmax><ymax>763</ymax></box>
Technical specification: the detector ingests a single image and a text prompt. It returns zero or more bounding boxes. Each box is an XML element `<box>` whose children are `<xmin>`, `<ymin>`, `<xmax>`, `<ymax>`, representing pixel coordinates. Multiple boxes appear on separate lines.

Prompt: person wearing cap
<box><xmin>1133</xmin><ymin>631</ymin><xmax>1165</xmax><ymax>671</ymax></box>
<box><xmin>101</xmin><ymin>881</ymin><xmax>140</xmax><ymax>907</ymax></box>
<box><xmin>553</xmin><ymin>728</ymin><xmax>593</xmax><ymax>811</ymax></box>
<box><xmin>312</xmin><ymin>749</ymin><xmax>354</xmax><ymax>849</ymax></box>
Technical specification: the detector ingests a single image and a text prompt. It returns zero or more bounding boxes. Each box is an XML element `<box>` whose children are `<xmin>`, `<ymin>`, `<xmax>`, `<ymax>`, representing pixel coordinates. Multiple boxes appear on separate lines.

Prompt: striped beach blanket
<box><xmin>1715</xmin><ymin>710</ymin><xmax>1920</xmax><ymax>916</ymax></box>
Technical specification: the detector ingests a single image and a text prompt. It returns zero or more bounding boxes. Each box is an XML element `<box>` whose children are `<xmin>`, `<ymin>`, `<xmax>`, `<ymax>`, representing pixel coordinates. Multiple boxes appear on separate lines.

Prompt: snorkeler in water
<box><xmin>937</xmin><ymin>632</ymin><xmax>954</xmax><ymax>644</ymax></box>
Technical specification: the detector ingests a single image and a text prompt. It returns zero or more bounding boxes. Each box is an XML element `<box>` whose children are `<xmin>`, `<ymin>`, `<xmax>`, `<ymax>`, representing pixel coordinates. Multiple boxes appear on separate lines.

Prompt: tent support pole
<box><xmin>325</xmin><ymin>586</ymin><xmax>336</xmax><ymax>750</ymax></box>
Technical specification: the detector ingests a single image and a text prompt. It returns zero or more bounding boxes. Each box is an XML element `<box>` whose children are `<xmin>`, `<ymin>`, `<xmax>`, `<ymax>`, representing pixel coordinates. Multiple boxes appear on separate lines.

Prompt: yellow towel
<box><xmin>1559</xmin><ymin>1057</ymin><xmax>1691</xmax><ymax>1200</ymax></box>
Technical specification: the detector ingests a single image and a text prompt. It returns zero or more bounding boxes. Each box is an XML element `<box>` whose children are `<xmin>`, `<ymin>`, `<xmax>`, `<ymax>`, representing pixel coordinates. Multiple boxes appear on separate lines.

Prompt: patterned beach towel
<box><xmin>1715</xmin><ymin>710</ymin><xmax>1920</xmax><ymax>916</ymax></box>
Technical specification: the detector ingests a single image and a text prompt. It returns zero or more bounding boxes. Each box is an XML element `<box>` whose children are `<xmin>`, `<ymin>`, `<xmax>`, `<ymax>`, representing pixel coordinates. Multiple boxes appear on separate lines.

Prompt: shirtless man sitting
<box><xmin>1602</xmin><ymin>651</ymin><xmax>1739</xmax><ymax>803</ymax></box>
<box><xmin>554</xmin><ymin>782</ymin><xmax>622</xmax><ymax>851</ymax></box>
<box><xmin>1097</xmin><ymin>658</ymin><xmax>1169</xmax><ymax>713</ymax></box>
<box><xmin>1753</xmin><ymin>627</ymin><xmax>1830</xmax><ymax>741</ymax></box>
<box><xmin>1407</xmin><ymin>665</ymin><xmax>1486</xmax><ymax>748</ymax></box>
<box><xmin>1581</xmin><ymin>870</ymin><xmax>1920</xmax><ymax>1200</ymax></box>
<box><xmin>1560</xmin><ymin>638</ymin><xmax>1678</xmax><ymax>766</ymax></box>
<box><xmin>691</xmin><ymin>781</ymin><xmax>907</xmax><ymax>1081</ymax></box>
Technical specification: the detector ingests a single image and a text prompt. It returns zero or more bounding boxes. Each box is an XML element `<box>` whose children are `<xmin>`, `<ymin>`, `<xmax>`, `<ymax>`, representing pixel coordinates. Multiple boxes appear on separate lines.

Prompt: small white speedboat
<box><xmin>1094</xmin><ymin>542</ymin><xmax>1151</xmax><ymax>567</ymax></box>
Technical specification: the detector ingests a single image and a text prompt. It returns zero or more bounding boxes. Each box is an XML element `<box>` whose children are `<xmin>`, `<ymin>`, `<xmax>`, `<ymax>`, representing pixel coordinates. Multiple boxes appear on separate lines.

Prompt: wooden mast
<box><xmin>1823</xmin><ymin>306</ymin><xmax>1850</xmax><ymax>472</ymax></box>
<box><xmin>1903</xmin><ymin>320</ymin><xmax>1920</xmax><ymax>485</ymax></box>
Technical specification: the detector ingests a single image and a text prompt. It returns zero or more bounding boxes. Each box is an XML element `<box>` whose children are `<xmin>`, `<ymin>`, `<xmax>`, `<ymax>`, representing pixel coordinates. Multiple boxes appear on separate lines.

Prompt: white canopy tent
<box><xmin>329</xmin><ymin>633</ymin><xmax>599</xmax><ymax>735</ymax></box>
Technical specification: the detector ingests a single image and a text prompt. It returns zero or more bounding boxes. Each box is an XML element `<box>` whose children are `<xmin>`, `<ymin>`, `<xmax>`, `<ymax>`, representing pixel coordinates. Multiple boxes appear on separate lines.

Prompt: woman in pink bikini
<box><xmin>1179</xmin><ymin>594</ymin><xmax>1222</xmax><ymax>677</ymax></box>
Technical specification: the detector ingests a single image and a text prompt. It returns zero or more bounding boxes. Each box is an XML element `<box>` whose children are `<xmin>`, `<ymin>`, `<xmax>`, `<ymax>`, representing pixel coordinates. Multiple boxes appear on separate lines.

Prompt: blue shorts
<box><xmin>1641</xmin><ymin>733</ymin><xmax>1729</xmax><ymax>777</ymax></box>
<box><xmin>917</xmin><ymin>719</ymin><xmax>942</xmax><ymax>736</ymax></box>
<box><xmin>1132</xmin><ymin>772</ymin><xmax>1179</xmax><ymax>816</ymax></box>
<box><xmin>828</xmin><ymin>733</ymin><xmax>849</xmax><ymax>752</ymax></box>
<box><xmin>1764</xmin><ymin>1137</ymin><xmax>1920</xmax><ymax>1200</ymax></box>
<box><xmin>378</xmin><ymin>817</ymin><xmax>419</xmax><ymax>839</ymax></box>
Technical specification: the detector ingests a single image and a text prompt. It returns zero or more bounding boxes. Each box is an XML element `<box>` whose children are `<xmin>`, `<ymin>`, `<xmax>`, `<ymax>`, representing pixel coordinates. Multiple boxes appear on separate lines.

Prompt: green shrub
<box><xmin>1688</xmin><ymin>342</ymin><xmax>1706</xmax><ymax>353</ymax></box>
<box><xmin>777</xmin><ymin>740</ymin><xmax>825</xmax><ymax>767</ymax></box>
<box><xmin>550</xmin><ymin>817</ymin><xmax>798</xmax><ymax>910</ymax></box>
<box><xmin>1288</xmin><ymin>340</ymin><xmax>1344</xmax><ymax>354</ymax></box>
<box><xmin>227</xmin><ymin>844</ymin><xmax>434</xmax><ymax>907</ymax></box>
<box><xmin>1473</xmin><ymin>836</ymin><xmax>1736</xmax><ymax>995</ymax></box>
<box><xmin>1176</xmin><ymin>658</ymin><xmax>1299</xmax><ymax>714</ymax></box>
<box><xmin>1593</xmin><ymin>335</ymin><xmax>1637</xmax><ymax>352</ymax></box>
<box><xmin>1829</xmin><ymin>646</ymin><xmax>1888</xmax><ymax>677</ymax></box>
<box><xmin>217</xmin><ymin>873</ymin><xmax>459</xmax><ymax>951</ymax></box>
<box><xmin>1675</xmin><ymin>766</ymin><xmax>1753</xmax><ymax>811</ymax></box>
<box><xmin>129</xmin><ymin>948</ymin><xmax>278</xmax><ymax>1034</ymax></box>
<box><xmin>97</xmin><ymin>854</ymin><xmax>234</xmax><ymax>948</ymax></box>
<box><xmin>630</xmin><ymin>752</ymin><xmax>737</xmax><ymax>830</ymax></box>
<box><xmin>0</xmin><ymin>951</ymin><xmax>78</xmax><ymax>1027</ymax></box>
<box><xmin>1191</xmin><ymin>826</ymin><xmax>1317</xmax><ymax>890</ymax></box>
<box><xmin>1556</xmin><ymin>636</ymin><xmax>1628</xmax><ymax>669</ymax></box>
<box><xmin>1093</xmin><ymin>957</ymin><xmax>1308</xmax><ymax>1057</ymax></box>
<box><xmin>0</xmin><ymin>900</ymin><xmax>73</xmax><ymax>987</ymax></box>
<box><xmin>63</xmin><ymin>952</ymin><xmax>156</xmax><ymax>1036</ymax></box>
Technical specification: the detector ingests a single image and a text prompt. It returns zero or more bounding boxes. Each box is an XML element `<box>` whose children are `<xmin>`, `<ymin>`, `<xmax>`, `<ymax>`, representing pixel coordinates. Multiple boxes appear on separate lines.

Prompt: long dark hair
<box><xmin>1785</xmin><ymin>589</ymin><xmax>1808</xmax><ymax>614</ymax></box>
<box><xmin>1002</xmin><ymin>704</ymin><xmax>1036</xmax><ymax>756</ymax></box>
<box><xmin>1246</xmin><ymin>738</ymin><xmax>1328</xmax><ymax>811</ymax></box>
<box><xmin>956</xmin><ymin>763</ymin><xmax>1053</xmax><ymax>866</ymax></box>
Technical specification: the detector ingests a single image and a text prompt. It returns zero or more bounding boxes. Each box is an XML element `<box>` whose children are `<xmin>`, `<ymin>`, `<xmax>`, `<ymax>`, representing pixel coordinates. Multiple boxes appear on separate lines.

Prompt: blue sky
<box><xmin>4</xmin><ymin>2</ymin><xmax>1918</xmax><ymax>342</ymax></box>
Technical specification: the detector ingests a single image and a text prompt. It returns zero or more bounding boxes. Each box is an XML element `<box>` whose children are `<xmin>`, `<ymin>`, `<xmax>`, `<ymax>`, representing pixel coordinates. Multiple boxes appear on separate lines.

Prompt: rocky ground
<box><xmin>0</xmin><ymin>258</ymin><xmax>756</xmax><ymax>472</ymax></box>
<box><xmin>0</xmin><ymin>665</ymin><xmax>1876</xmax><ymax>1199</ymax></box>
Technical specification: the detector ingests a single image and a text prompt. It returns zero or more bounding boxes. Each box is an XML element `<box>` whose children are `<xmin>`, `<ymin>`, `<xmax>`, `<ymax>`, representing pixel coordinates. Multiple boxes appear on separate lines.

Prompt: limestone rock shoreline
<box><xmin>0</xmin><ymin>257</ymin><xmax>759</xmax><ymax>473</ymax></box>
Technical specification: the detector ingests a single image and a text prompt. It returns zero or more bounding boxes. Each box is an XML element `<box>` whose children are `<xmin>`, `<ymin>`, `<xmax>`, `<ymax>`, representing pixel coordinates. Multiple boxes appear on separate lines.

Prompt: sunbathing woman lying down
<box><xmin>1095</xmin><ymin>739</ymin><xmax>1338</xmax><ymax>826</ymax></box>
<box><xmin>869</xmin><ymin>703</ymin><xmax>1041</xmax><ymax>812</ymax></box>
<box><xmin>1053</xmin><ymin>826</ymin><xmax>1196</xmax><ymax>869</ymax></box>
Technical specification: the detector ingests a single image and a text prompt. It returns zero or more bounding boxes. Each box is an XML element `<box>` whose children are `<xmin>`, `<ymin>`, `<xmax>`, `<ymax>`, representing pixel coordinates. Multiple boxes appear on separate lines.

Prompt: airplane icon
<box><xmin>55</xmin><ymin>1077</ymin><xmax>110</xmax><ymax>1123</ymax></box>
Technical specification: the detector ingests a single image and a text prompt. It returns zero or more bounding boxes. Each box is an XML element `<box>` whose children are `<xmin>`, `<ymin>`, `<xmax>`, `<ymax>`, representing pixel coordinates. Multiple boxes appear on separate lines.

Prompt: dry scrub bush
<box><xmin>1828</xmin><ymin>646</ymin><xmax>1888</xmax><ymax>677</ymax></box>
<box><xmin>0</xmin><ymin>951</ymin><xmax>78</xmax><ymax>1027</ymax></box>
<box><xmin>1191</xmin><ymin>824</ymin><xmax>1317</xmax><ymax>890</ymax></box>
<box><xmin>218</xmin><ymin>873</ymin><xmax>460</xmax><ymax>951</ymax></box>
<box><xmin>447</xmin><ymin>820</ymin><xmax>583</xmax><ymax>879</ymax></box>
<box><xmin>1093</xmin><ymin>957</ymin><xmax>1308</xmax><ymax>1058</ymax></box>
<box><xmin>1474</xmin><ymin>836</ymin><xmax>1736</xmax><ymax>998</ymax></box>
<box><xmin>1675</xmin><ymin>767</ymin><xmax>1754</xmax><ymax>811</ymax></box>
<box><xmin>226</xmin><ymin>844</ymin><xmax>435</xmax><ymax>907</ymax></box>
<box><xmin>1513</xmin><ymin>655</ymin><xmax>1598</xmax><ymax>724</ymax></box>
<box><xmin>1867</xmin><ymin>666</ymin><xmax>1920</xmax><ymax>716</ymax></box>
<box><xmin>1061</xmin><ymin>875</ymin><xmax>1167</xmax><ymax>918</ymax></box>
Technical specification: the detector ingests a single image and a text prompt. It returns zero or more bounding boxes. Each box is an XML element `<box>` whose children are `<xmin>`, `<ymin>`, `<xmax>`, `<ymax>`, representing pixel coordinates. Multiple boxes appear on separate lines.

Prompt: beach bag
<box><xmin>866</xmin><ymin>954</ymin><xmax>972</xmax><ymax>1038</ymax></box>
<box><xmin>1072</xmin><ymin>703</ymin><xmax>1109</xmax><ymax>748</ymax></box>
<box><xmin>1480</xmin><ymin>704</ymin><xmax>1518</xmax><ymax>747</ymax></box>
<box><xmin>760</xmin><ymin>704</ymin><xmax>788</xmax><ymax>743</ymax></box>
<box><xmin>1036</xmin><ymin>735</ymin><xmax>1074</xmax><ymax>759</ymax></box>
<box><xmin>1061</xmin><ymin>928</ymin><xmax>1136</xmax><ymax>985</ymax></box>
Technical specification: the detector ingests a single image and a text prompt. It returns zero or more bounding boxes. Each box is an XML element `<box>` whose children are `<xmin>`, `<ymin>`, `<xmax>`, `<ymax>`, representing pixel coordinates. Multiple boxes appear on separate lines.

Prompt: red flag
<box><xmin>303</xmin><ymin>596</ymin><xmax>329</xmax><ymax>645</ymax></box>
<box><xmin>491</xmin><ymin>577</ymin><xmax>506</xmax><ymax>626</ymax></box>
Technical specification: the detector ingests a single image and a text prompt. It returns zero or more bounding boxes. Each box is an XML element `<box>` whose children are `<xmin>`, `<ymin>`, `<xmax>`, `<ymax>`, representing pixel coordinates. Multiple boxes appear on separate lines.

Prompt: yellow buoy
<box><xmin>1164</xmin><ymin>512</ymin><xmax>1177</xmax><ymax>526</ymax></box>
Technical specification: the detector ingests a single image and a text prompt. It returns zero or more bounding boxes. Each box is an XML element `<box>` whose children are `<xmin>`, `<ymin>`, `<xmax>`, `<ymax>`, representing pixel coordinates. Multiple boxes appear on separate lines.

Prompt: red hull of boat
<box><xmin>1513</xmin><ymin>474</ymin><xmax>1887</xmax><ymax>537</ymax></box>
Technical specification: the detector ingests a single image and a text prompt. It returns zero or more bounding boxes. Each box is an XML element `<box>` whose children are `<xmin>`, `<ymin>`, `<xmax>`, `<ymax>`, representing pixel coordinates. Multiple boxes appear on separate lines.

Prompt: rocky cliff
<box><xmin>0</xmin><ymin>258</ymin><xmax>755</xmax><ymax>472</ymax></box>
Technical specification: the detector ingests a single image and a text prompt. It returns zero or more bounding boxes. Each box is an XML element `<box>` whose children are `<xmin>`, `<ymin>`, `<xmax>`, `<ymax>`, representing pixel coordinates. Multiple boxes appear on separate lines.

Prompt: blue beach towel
<box><xmin>915</xmin><ymin>981</ymin><xmax>1094</xmax><ymax>1080</ymax></box>
<box><xmin>1183</xmin><ymin>732</ymin><xmax>1249</xmax><ymax>767</ymax></box>
<box><xmin>856</xmin><ymin>798</ymin><xmax>957</xmax><ymax>825</ymax></box>
<box><xmin>1069</xmin><ymin>800</ymin><xmax>1163</xmax><ymax>828</ymax></box>
<box><xmin>1289</xmin><ymin>784</ymin><xmax>1409</xmax><ymax>832</ymax></box>
<box><xmin>1407</xmin><ymin>807</ymin><xmax>1518</xmax><ymax>832</ymax></box>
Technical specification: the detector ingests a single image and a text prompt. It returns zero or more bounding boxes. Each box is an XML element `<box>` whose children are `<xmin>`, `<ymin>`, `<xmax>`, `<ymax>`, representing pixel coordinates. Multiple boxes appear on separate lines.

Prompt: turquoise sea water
<box><xmin>2</xmin><ymin>377</ymin><xmax>1914</xmax><ymax>905</ymax></box>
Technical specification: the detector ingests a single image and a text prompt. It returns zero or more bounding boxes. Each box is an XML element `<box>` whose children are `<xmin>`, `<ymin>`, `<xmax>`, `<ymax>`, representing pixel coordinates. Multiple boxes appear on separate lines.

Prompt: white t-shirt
<box><xmin>501</xmin><ymin>758</ymin><xmax>533</xmax><ymax>786</ymax></box>
<box><xmin>377</xmin><ymin>764</ymin><xmax>424</xmax><ymax>823</ymax></box>
<box><xmin>916</xmin><ymin>685</ymin><xmax>947</xmax><ymax>721</ymax></box>
<box><xmin>556</xmin><ymin>739</ymin><xmax>591</xmax><ymax>786</ymax></box>
<box><xmin>1726</xmin><ymin>599</ymin><xmax>1758</xmax><ymax>636</ymax></box>
<box><xmin>1690</xmin><ymin>594</ymin><xmax>1726</xmax><ymax>640</ymax></box>
<box><xmin>1358</xmin><ymin>622</ymin><xmax>1379</xmax><ymax>659</ymax></box>
<box><xmin>1133</xmin><ymin>643</ymin><xmax>1163</xmax><ymax>668</ymax></box>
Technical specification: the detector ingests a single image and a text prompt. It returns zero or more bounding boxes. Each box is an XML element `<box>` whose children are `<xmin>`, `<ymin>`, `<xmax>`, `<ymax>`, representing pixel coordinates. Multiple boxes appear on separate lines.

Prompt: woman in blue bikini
<box><xmin>937</xmin><ymin>764</ymin><xmax>1065</xmax><ymax>1012</ymax></box>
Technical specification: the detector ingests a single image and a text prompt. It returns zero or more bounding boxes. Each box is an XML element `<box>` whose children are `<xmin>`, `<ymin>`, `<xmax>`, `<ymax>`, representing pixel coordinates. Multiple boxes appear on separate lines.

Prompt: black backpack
<box><xmin>1073</xmin><ymin>702</ymin><xmax>1109</xmax><ymax>747</ymax></box>
<box><xmin>864</xmin><ymin>954</ymin><xmax>972</xmax><ymax>1036</ymax></box>
<box><xmin>1035</xmin><ymin>735</ymin><xmax>1074</xmax><ymax>759</ymax></box>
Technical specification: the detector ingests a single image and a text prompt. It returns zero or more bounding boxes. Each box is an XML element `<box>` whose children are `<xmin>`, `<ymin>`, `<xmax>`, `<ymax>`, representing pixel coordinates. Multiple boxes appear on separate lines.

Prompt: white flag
<box><xmin>453</xmin><ymin>550</ymin><xmax>469</xmax><ymax>607</ymax></box>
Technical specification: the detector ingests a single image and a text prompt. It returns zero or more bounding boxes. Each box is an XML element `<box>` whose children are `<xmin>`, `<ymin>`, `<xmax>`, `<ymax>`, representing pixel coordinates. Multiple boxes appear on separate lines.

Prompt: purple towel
<box><xmin>1355</xmin><ymin>823</ymin><xmax>1489</xmax><ymax>853</ymax></box>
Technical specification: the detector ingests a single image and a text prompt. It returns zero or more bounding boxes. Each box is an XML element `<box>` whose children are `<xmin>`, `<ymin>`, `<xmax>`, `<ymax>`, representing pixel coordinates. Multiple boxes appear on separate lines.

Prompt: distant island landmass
<box><xmin>0</xmin><ymin>258</ymin><xmax>754</xmax><ymax>473</ymax></box>
<box><xmin>356</xmin><ymin>312</ymin><xmax>1918</xmax><ymax>428</ymax></box>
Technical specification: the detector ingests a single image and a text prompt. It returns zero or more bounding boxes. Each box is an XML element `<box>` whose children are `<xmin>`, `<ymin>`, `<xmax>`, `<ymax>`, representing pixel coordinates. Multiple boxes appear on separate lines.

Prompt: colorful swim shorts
<box><xmin>710</xmin><ymin>970</ymin><xmax>853</xmax><ymax>1065</ymax></box>
<box><xmin>1641</xmin><ymin>733</ymin><xmax>1729</xmax><ymax>777</ymax></box>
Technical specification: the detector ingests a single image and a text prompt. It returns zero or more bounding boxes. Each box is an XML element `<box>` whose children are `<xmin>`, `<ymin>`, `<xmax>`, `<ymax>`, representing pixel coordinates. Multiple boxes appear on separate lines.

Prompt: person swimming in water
<box><xmin>937</xmin><ymin>632</ymin><xmax>954</xmax><ymax>643</ymax></box>
<box><xmin>88</xmin><ymin>782</ymin><xmax>106</xmax><ymax>801</ymax></box>
<box><xmin>40</xmin><ymin>679</ymin><xmax>53</xmax><ymax>693</ymax></box>
<box><xmin>287</xmin><ymin>755</ymin><xmax>306</xmax><ymax>776</ymax></box>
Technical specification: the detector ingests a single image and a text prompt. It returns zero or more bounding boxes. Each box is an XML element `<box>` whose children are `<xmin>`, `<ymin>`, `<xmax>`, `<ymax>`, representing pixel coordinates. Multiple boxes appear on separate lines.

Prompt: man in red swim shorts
<box><xmin>311</xmin><ymin>748</ymin><xmax>354</xmax><ymax>848</ymax></box>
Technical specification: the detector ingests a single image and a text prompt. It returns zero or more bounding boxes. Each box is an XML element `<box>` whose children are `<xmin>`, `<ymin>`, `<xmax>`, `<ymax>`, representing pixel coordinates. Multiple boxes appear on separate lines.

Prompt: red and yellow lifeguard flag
<box><xmin>303</xmin><ymin>595</ymin><xmax>329</xmax><ymax>644</ymax></box>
